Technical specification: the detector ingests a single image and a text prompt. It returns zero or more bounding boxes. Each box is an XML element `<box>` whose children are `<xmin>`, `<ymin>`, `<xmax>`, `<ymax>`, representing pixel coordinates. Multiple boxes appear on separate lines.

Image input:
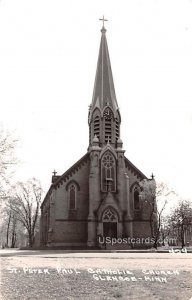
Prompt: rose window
<box><xmin>102</xmin><ymin>154</ymin><xmax>114</xmax><ymax>169</ymax></box>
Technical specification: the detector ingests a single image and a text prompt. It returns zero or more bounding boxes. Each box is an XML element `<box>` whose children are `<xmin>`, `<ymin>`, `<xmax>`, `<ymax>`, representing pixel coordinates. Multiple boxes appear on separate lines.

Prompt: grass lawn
<box><xmin>1</xmin><ymin>255</ymin><xmax>192</xmax><ymax>300</ymax></box>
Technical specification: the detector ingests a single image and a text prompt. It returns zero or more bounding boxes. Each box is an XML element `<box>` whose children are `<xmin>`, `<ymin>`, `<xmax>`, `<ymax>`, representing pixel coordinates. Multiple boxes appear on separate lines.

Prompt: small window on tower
<box><xmin>115</xmin><ymin>118</ymin><xmax>119</xmax><ymax>141</ymax></box>
<box><xmin>93</xmin><ymin>116</ymin><xmax>100</xmax><ymax>139</ymax></box>
<box><xmin>103</xmin><ymin>108</ymin><xmax>113</xmax><ymax>143</ymax></box>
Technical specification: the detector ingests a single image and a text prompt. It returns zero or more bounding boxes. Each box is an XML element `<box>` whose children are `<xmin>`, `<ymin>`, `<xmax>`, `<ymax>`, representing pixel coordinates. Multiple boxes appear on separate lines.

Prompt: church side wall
<box><xmin>40</xmin><ymin>196</ymin><xmax>51</xmax><ymax>246</ymax></box>
<box><xmin>125</xmin><ymin>166</ymin><xmax>154</xmax><ymax>244</ymax></box>
<box><xmin>54</xmin><ymin>221</ymin><xmax>87</xmax><ymax>245</ymax></box>
<box><xmin>132</xmin><ymin>221</ymin><xmax>151</xmax><ymax>238</ymax></box>
<box><xmin>132</xmin><ymin>221</ymin><xmax>153</xmax><ymax>248</ymax></box>
<box><xmin>52</xmin><ymin>160</ymin><xmax>90</xmax><ymax>245</ymax></box>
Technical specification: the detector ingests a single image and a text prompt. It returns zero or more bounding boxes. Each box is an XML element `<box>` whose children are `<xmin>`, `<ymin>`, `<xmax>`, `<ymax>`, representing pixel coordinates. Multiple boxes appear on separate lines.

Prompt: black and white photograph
<box><xmin>0</xmin><ymin>0</ymin><xmax>192</xmax><ymax>299</ymax></box>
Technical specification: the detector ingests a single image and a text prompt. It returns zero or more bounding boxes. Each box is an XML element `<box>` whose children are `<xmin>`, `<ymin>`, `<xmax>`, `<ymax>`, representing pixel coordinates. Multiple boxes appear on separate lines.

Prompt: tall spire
<box><xmin>90</xmin><ymin>18</ymin><xmax>119</xmax><ymax>113</ymax></box>
<box><xmin>88</xmin><ymin>19</ymin><xmax>121</xmax><ymax>148</ymax></box>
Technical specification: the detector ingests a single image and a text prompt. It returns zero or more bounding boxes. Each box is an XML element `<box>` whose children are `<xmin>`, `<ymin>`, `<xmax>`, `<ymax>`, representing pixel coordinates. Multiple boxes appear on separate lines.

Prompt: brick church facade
<box><xmin>40</xmin><ymin>23</ymin><xmax>157</xmax><ymax>248</ymax></box>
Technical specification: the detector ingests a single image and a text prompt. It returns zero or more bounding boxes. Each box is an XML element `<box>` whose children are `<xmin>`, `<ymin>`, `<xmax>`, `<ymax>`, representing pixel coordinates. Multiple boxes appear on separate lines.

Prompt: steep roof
<box><xmin>91</xmin><ymin>25</ymin><xmax>119</xmax><ymax>113</ymax></box>
<box><xmin>124</xmin><ymin>156</ymin><xmax>148</xmax><ymax>180</ymax></box>
<box><xmin>52</xmin><ymin>153</ymin><xmax>89</xmax><ymax>187</ymax></box>
<box><xmin>41</xmin><ymin>153</ymin><xmax>89</xmax><ymax>208</ymax></box>
<box><xmin>41</xmin><ymin>152</ymin><xmax>148</xmax><ymax>209</ymax></box>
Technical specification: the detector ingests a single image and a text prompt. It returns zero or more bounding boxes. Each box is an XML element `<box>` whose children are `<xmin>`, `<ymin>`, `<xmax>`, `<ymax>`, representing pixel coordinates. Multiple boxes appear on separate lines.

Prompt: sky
<box><xmin>0</xmin><ymin>0</ymin><xmax>192</xmax><ymax>201</ymax></box>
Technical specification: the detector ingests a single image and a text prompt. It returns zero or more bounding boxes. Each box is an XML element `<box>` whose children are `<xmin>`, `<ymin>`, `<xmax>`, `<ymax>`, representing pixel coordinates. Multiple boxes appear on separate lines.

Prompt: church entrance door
<box><xmin>103</xmin><ymin>222</ymin><xmax>117</xmax><ymax>238</ymax></box>
<box><xmin>102</xmin><ymin>207</ymin><xmax>118</xmax><ymax>238</ymax></box>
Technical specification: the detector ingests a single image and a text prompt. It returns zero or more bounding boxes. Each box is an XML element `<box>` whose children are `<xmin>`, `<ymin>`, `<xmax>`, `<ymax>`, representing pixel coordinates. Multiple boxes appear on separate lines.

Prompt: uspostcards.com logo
<box><xmin>98</xmin><ymin>236</ymin><xmax>177</xmax><ymax>246</ymax></box>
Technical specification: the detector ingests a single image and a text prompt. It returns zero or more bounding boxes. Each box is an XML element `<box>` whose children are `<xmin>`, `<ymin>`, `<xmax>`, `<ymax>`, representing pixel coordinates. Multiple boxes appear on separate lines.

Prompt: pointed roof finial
<box><xmin>99</xmin><ymin>15</ymin><xmax>108</xmax><ymax>33</ymax></box>
<box><xmin>53</xmin><ymin>170</ymin><xmax>57</xmax><ymax>176</ymax></box>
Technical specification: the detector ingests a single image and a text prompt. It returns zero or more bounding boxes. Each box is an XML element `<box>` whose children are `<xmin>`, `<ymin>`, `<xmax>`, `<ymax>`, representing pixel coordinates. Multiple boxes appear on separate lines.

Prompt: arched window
<box><xmin>93</xmin><ymin>116</ymin><xmax>100</xmax><ymax>139</ymax></box>
<box><xmin>105</xmin><ymin>118</ymin><xmax>112</xmax><ymax>143</ymax></box>
<box><xmin>134</xmin><ymin>188</ymin><xmax>140</xmax><ymax>210</ymax></box>
<box><xmin>101</xmin><ymin>151</ymin><xmax>116</xmax><ymax>192</ymax></box>
<box><xmin>68</xmin><ymin>184</ymin><xmax>76</xmax><ymax>210</ymax></box>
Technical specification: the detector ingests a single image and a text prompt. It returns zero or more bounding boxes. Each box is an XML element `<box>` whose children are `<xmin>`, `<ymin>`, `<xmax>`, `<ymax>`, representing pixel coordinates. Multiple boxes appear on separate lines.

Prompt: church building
<box><xmin>40</xmin><ymin>21</ymin><xmax>157</xmax><ymax>249</ymax></box>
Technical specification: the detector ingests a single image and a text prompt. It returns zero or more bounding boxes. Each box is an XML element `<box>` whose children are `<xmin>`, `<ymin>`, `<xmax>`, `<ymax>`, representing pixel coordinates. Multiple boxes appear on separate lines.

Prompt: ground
<box><xmin>0</xmin><ymin>250</ymin><xmax>192</xmax><ymax>300</ymax></box>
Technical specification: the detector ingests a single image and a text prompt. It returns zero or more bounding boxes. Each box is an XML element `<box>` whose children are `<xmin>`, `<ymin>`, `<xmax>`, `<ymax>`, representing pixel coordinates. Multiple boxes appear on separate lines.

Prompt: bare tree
<box><xmin>5</xmin><ymin>209</ymin><xmax>13</xmax><ymax>247</ymax></box>
<box><xmin>139</xmin><ymin>178</ymin><xmax>157</xmax><ymax>243</ymax></box>
<box><xmin>1</xmin><ymin>199</ymin><xmax>23</xmax><ymax>248</ymax></box>
<box><xmin>9</xmin><ymin>178</ymin><xmax>43</xmax><ymax>247</ymax></box>
<box><xmin>0</xmin><ymin>212</ymin><xmax>25</xmax><ymax>248</ymax></box>
<box><xmin>169</xmin><ymin>200</ymin><xmax>192</xmax><ymax>248</ymax></box>
<box><xmin>140</xmin><ymin>180</ymin><xmax>175</xmax><ymax>249</ymax></box>
<box><xmin>0</xmin><ymin>127</ymin><xmax>18</xmax><ymax>188</ymax></box>
<box><xmin>160</xmin><ymin>215</ymin><xmax>172</xmax><ymax>246</ymax></box>
<box><xmin>10</xmin><ymin>216</ymin><xmax>17</xmax><ymax>248</ymax></box>
<box><xmin>0</xmin><ymin>208</ymin><xmax>12</xmax><ymax>248</ymax></box>
<box><xmin>0</xmin><ymin>127</ymin><xmax>18</xmax><ymax>248</ymax></box>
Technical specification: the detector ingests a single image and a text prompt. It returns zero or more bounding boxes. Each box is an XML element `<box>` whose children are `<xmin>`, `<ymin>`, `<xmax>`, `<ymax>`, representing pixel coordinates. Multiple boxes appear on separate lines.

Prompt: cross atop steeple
<box><xmin>99</xmin><ymin>16</ymin><xmax>108</xmax><ymax>29</ymax></box>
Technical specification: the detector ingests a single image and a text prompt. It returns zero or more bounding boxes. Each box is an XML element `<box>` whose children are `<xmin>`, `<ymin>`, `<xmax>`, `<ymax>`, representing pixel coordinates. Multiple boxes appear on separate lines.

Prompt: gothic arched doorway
<box><xmin>102</xmin><ymin>207</ymin><xmax>118</xmax><ymax>238</ymax></box>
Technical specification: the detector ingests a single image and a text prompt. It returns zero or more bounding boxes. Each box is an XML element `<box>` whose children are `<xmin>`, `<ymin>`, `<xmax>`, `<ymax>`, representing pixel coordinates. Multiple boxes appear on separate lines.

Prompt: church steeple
<box><xmin>89</xmin><ymin>18</ymin><xmax>121</xmax><ymax>148</ymax></box>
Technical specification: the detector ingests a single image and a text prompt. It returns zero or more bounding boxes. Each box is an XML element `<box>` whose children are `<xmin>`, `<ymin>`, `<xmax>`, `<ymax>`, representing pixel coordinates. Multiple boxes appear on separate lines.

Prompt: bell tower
<box><xmin>87</xmin><ymin>19</ymin><xmax>131</xmax><ymax>248</ymax></box>
<box><xmin>88</xmin><ymin>18</ymin><xmax>121</xmax><ymax>149</ymax></box>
